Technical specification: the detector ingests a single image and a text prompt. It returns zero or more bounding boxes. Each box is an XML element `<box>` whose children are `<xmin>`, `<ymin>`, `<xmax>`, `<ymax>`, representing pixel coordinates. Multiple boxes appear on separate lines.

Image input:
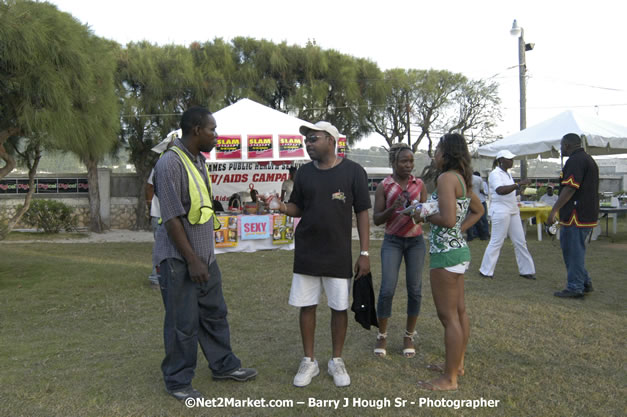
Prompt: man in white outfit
<box><xmin>479</xmin><ymin>150</ymin><xmax>536</xmax><ymax>280</ymax></box>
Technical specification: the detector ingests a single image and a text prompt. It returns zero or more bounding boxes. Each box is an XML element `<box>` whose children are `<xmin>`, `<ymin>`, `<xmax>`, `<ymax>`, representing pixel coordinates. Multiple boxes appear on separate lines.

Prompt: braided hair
<box><xmin>388</xmin><ymin>142</ymin><xmax>413</xmax><ymax>167</ymax></box>
<box><xmin>436</xmin><ymin>133</ymin><xmax>473</xmax><ymax>189</ymax></box>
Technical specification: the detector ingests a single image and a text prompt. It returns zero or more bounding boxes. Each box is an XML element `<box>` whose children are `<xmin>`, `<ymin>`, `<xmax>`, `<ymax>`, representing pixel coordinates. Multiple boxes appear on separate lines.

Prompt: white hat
<box><xmin>496</xmin><ymin>150</ymin><xmax>516</xmax><ymax>160</ymax></box>
<box><xmin>299</xmin><ymin>121</ymin><xmax>340</xmax><ymax>142</ymax></box>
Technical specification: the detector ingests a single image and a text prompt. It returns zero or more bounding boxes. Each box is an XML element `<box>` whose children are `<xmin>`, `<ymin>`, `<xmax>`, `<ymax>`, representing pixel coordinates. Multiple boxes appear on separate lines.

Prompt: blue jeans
<box><xmin>377</xmin><ymin>234</ymin><xmax>426</xmax><ymax>318</ymax></box>
<box><xmin>468</xmin><ymin>202</ymin><xmax>489</xmax><ymax>240</ymax></box>
<box><xmin>559</xmin><ymin>226</ymin><xmax>592</xmax><ymax>293</ymax></box>
<box><xmin>159</xmin><ymin>259</ymin><xmax>241</xmax><ymax>390</ymax></box>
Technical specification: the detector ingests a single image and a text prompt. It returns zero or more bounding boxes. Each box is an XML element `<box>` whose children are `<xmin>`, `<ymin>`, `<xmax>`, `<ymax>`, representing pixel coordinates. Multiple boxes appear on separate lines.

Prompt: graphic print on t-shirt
<box><xmin>332</xmin><ymin>190</ymin><xmax>346</xmax><ymax>202</ymax></box>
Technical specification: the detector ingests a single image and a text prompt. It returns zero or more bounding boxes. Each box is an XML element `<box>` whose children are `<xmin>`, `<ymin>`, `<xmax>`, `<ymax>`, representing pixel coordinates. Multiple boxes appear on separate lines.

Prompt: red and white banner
<box><xmin>279</xmin><ymin>135</ymin><xmax>305</xmax><ymax>158</ymax></box>
<box><xmin>337</xmin><ymin>137</ymin><xmax>347</xmax><ymax>157</ymax></box>
<box><xmin>247</xmin><ymin>135</ymin><xmax>273</xmax><ymax>159</ymax></box>
<box><xmin>215</xmin><ymin>135</ymin><xmax>242</xmax><ymax>159</ymax></box>
<box><xmin>207</xmin><ymin>161</ymin><xmax>307</xmax><ymax>204</ymax></box>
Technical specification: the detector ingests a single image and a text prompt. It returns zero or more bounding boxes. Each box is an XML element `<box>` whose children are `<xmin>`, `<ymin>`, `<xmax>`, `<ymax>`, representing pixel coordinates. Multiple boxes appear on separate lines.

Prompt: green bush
<box><xmin>23</xmin><ymin>200</ymin><xmax>77</xmax><ymax>234</ymax></box>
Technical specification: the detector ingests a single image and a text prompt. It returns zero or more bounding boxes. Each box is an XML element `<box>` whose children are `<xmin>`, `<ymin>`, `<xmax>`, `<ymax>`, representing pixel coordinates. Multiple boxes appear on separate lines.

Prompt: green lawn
<box><xmin>0</xmin><ymin>225</ymin><xmax>625</xmax><ymax>417</ymax></box>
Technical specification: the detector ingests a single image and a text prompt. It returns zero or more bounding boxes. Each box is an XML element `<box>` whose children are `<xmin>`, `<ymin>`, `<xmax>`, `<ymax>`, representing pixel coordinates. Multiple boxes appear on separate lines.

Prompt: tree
<box><xmin>117</xmin><ymin>42</ymin><xmax>206</xmax><ymax>229</ymax></box>
<box><xmin>442</xmin><ymin>78</ymin><xmax>501</xmax><ymax>144</ymax></box>
<box><xmin>0</xmin><ymin>0</ymin><xmax>119</xmax><ymax>233</ymax></box>
<box><xmin>364</xmin><ymin>68</ymin><xmax>418</xmax><ymax>147</ymax></box>
<box><xmin>4</xmin><ymin>136</ymin><xmax>42</xmax><ymax>232</ymax></box>
<box><xmin>288</xmin><ymin>44</ymin><xmax>378</xmax><ymax>143</ymax></box>
<box><xmin>410</xmin><ymin>69</ymin><xmax>466</xmax><ymax>155</ymax></box>
<box><xmin>60</xmin><ymin>36</ymin><xmax>120</xmax><ymax>233</ymax></box>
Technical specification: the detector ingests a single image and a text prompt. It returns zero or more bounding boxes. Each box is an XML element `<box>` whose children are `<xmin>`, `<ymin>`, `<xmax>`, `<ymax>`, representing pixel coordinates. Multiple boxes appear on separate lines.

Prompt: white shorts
<box><xmin>288</xmin><ymin>273</ymin><xmax>351</xmax><ymax>311</ymax></box>
<box><xmin>444</xmin><ymin>261</ymin><xmax>470</xmax><ymax>274</ymax></box>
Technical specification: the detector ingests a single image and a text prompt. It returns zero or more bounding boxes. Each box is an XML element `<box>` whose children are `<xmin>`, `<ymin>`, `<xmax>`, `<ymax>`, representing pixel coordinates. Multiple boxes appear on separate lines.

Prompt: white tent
<box><xmin>163</xmin><ymin>98</ymin><xmax>348</xmax><ymax>162</ymax></box>
<box><xmin>477</xmin><ymin>110</ymin><xmax>627</xmax><ymax>158</ymax></box>
<box><xmin>161</xmin><ymin>99</ymin><xmax>349</xmax><ymax>202</ymax></box>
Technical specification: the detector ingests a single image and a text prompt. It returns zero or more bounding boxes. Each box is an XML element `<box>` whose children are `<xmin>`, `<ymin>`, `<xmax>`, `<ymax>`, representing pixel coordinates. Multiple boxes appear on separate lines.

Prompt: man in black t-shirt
<box><xmin>275</xmin><ymin>121</ymin><xmax>371</xmax><ymax>388</ymax></box>
<box><xmin>548</xmin><ymin>133</ymin><xmax>599</xmax><ymax>298</ymax></box>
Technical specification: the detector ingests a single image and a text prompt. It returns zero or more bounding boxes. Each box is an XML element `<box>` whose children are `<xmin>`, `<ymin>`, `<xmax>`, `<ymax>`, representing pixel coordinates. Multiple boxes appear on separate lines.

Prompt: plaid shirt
<box><xmin>153</xmin><ymin>139</ymin><xmax>216</xmax><ymax>266</ymax></box>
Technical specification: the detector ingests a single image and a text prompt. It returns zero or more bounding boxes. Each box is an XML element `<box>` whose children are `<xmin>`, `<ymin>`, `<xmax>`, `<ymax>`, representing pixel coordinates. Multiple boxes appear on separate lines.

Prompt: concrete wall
<box><xmin>1</xmin><ymin>172</ymin><xmax>146</xmax><ymax>230</ymax></box>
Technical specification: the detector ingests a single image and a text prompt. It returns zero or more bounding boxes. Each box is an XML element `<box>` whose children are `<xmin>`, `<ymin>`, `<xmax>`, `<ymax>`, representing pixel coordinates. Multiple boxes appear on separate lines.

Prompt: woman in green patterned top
<box><xmin>415</xmin><ymin>133</ymin><xmax>484</xmax><ymax>391</ymax></box>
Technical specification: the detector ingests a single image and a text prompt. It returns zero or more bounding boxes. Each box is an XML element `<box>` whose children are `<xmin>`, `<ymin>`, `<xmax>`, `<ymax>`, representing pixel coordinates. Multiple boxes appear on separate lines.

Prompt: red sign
<box><xmin>337</xmin><ymin>137</ymin><xmax>347</xmax><ymax>157</ymax></box>
<box><xmin>216</xmin><ymin>135</ymin><xmax>242</xmax><ymax>159</ymax></box>
<box><xmin>247</xmin><ymin>135</ymin><xmax>273</xmax><ymax>159</ymax></box>
<box><xmin>279</xmin><ymin>135</ymin><xmax>305</xmax><ymax>158</ymax></box>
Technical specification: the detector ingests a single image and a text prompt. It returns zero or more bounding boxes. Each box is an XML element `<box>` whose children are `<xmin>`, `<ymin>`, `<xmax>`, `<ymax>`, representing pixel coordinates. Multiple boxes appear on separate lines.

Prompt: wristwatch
<box><xmin>360</xmin><ymin>251</ymin><xmax>369</xmax><ymax>257</ymax></box>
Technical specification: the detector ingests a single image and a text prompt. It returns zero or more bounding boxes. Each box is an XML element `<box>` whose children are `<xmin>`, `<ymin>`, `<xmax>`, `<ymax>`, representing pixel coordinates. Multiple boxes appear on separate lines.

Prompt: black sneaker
<box><xmin>479</xmin><ymin>272</ymin><xmax>493</xmax><ymax>279</ymax></box>
<box><xmin>167</xmin><ymin>386</ymin><xmax>203</xmax><ymax>401</ymax></box>
<box><xmin>583</xmin><ymin>282</ymin><xmax>594</xmax><ymax>293</ymax></box>
<box><xmin>553</xmin><ymin>289</ymin><xmax>584</xmax><ymax>298</ymax></box>
<box><xmin>520</xmin><ymin>274</ymin><xmax>536</xmax><ymax>280</ymax></box>
<box><xmin>213</xmin><ymin>367</ymin><xmax>258</xmax><ymax>382</ymax></box>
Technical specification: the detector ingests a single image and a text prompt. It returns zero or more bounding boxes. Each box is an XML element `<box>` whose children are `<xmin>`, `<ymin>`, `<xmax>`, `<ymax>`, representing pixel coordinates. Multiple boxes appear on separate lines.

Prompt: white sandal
<box><xmin>374</xmin><ymin>332</ymin><xmax>387</xmax><ymax>357</ymax></box>
<box><xmin>403</xmin><ymin>330</ymin><xmax>417</xmax><ymax>358</ymax></box>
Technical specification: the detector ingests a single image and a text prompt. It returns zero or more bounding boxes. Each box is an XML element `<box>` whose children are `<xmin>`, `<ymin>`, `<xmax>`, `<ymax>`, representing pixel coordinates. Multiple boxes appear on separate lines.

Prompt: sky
<box><xmin>48</xmin><ymin>0</ymin><xmax>627</xmax><ymax>150</ymax></box>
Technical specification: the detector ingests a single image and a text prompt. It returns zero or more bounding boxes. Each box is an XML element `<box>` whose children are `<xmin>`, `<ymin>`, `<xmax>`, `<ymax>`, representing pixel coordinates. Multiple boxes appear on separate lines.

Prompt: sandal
<box><xmin>374</xmin><ymin>332</ymin><xmax>387</xmax><ymax>357</ymax></box>
<box><xmin>402</xmin><ymin>330</ymin><xmax>416</xmax><ymax>358</ymax></box>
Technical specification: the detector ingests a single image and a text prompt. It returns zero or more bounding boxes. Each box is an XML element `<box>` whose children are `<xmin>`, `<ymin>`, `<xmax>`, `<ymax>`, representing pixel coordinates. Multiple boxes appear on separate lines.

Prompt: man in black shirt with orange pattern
<box><xmin>548</xmin><ymin>133</ymin><xmax>599</xmax><ymax>298</ymax></box>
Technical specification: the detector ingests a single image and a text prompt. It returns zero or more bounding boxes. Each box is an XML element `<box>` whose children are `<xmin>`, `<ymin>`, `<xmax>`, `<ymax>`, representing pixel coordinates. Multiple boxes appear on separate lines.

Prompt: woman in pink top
<box><xmin>372</xmin><ymin>143</ymin><xmax>427</xmax><ymax>358</ymax></box>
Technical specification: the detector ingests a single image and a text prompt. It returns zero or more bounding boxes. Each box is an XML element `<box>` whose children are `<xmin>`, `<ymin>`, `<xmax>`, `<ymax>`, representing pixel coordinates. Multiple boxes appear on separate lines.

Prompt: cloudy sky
<box><xmin>49</xmin><ymin>0</ymin><xmax>627</xmax><ymax>149</ymax></box>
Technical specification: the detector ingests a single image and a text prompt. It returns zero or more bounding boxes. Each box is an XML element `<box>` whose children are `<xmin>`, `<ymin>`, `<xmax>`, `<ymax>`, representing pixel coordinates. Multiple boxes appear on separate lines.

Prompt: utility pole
<box><xmin>406</xmin><ymin>93</ymin><xmax>411</xmax><ymax>148</ymax></box>
<box><xmin>511</xmin><ymin>19</ymin><xmax>533</xmax><ymax>179</ymax></box>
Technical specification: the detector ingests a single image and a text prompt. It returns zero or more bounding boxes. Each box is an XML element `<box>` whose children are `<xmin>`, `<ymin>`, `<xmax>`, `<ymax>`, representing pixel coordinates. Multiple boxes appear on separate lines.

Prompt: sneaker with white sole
<box><xmin>293</xmin><ymin>357</ymin><xmax>319</xmax><ymax>387</ymax></box>
<box><xmin>327</xmin><ymin>357</ymin><xmax>350</xmax><ymax>387</ymax></box>
<box><xmin>166</xmin><ymin>386</ymin><xmax>203</xmax><ymax>401</ymax></box>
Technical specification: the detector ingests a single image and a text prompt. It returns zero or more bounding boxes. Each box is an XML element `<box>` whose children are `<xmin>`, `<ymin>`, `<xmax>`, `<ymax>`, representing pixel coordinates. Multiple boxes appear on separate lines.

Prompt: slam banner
<box><xmin>216</xmin><ymin>135</ymin><xmax>242</xmax><ymax>159</ymax></box>
<box><xmin>214</xmin><ymin>215</ymin><xmax>239</xmax><ymax>248</ymax></box>
<box><xmin>247</xmin><ymin>135</ymin><xmax>273</xmax><ymax>159</ymax></box>
<box><xmin>279</xmin><ymin>135</ymin><xmax>305</xmax><ymax>158</ymax></box>
<box><xmin>337</xmin><ymin>137</ymin><xmax>347</xmax><ymax>158</ymax></box>
<box><xmin>240</xmin><ymin>215</ymin><xmax>271</xmax><ymax>240</ymax></box>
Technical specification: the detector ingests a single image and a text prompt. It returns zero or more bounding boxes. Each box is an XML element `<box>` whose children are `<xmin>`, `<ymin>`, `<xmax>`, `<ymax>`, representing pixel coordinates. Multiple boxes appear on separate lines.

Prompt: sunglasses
<box><xmin>304</xmin><ymin>134</ymin><xmax>328</xmax><ymax>144</ymax></box>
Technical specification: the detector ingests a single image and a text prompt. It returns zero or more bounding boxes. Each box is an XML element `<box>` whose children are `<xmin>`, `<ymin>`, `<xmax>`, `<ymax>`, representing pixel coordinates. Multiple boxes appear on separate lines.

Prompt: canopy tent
<box><xmin>477</xmin><ymin>110</ymin><xmax>627</xmax><ymax>159</ymax></box>
<box><xmin>163</xmin><ymin>98</ymin><xmax>346</xmax><ymax>162</ymax></box>
<box><xmin>161</xmin><ymin>99</ymin><xmax>348</xmax><ymax>202</ymax></box>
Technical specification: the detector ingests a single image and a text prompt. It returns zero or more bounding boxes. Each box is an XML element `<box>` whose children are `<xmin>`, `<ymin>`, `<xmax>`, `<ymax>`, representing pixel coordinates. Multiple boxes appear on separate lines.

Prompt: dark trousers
<box><xmin>468</xmin><ymin>202</ymin><xmax>489</xmax><ymax>240</ymax></box>
<box><xmin>159</xmin><ymin>258</ymin><xmax>241</xmax><ymax>390</ymax></box>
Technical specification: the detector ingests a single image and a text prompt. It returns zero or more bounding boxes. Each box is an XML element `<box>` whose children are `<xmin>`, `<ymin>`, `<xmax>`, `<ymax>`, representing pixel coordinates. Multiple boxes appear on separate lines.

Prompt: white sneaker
<box><xmin>293</xmin><ymin>357</ymin><xmax>319</xmax><ymax>387</ymax></box>
<box><xmin>327</xmin><ymin>358</ymin><xmax>351</xmax><ymax>387</ymax></box>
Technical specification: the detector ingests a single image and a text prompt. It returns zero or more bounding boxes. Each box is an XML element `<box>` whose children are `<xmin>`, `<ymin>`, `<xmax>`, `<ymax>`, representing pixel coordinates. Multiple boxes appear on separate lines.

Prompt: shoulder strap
<box><xmin>454</xmin><ymin>173</ymin><xmax>466</xmax><ymax>198</ymax></box>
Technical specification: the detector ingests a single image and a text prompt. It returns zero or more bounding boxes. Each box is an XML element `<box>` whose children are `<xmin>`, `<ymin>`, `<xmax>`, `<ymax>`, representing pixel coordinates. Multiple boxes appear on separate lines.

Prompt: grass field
<box><xmin>0</xmin><ymin>223</ymin><xmax>626</xmax><ymax>417</ymax></box>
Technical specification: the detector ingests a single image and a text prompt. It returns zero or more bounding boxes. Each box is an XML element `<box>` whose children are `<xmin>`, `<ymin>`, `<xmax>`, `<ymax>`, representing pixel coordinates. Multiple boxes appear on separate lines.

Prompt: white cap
<box><xmin>496</xmin><ymin>150</ymin><xmax>516</xmax><ymax>160</ymax></box>
<box><xmin>299</xmin><ymin>121</ymin><xmax>340</xmax><ymax>142</ymax></box>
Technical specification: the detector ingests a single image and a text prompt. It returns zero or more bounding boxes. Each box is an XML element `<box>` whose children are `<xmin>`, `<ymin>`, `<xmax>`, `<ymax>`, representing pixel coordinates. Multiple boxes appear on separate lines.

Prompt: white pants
<box><xmin>480</xmin><ymin>211</ymin><xmax>535</xmax><ymax>276</ymax></box>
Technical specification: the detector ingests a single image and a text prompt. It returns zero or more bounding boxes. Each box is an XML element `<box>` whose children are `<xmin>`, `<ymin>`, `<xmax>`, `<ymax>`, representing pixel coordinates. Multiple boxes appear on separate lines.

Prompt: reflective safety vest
<box><xmin>168</xmin><ymin>146</ymin><xmax>221</xmax><ymax>230</ymax></box>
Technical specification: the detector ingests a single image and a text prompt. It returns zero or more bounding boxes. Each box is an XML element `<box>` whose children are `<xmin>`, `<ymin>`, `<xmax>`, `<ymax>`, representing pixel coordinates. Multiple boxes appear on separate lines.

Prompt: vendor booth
<box><xmin>162</xmin><ymin>98</ymin><xmax>348</xmax><ymax>202</ymax></box>
<box><xmin>161</xmin><ymin>98</ymin><xmax>347</xmax><ymax>253</ymax></box>
<box><xmin>213</xmin><ymin>213</ymin><xmax>299</xmax><ymax>254</ymax></box>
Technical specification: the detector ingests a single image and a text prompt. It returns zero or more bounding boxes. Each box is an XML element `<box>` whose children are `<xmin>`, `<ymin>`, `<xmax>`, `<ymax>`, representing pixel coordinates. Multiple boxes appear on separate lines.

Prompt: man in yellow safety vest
<box><xmin>153</xmin><ymin>106</ymin><xmax>257</xmax><ymax>402</ymax></box>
